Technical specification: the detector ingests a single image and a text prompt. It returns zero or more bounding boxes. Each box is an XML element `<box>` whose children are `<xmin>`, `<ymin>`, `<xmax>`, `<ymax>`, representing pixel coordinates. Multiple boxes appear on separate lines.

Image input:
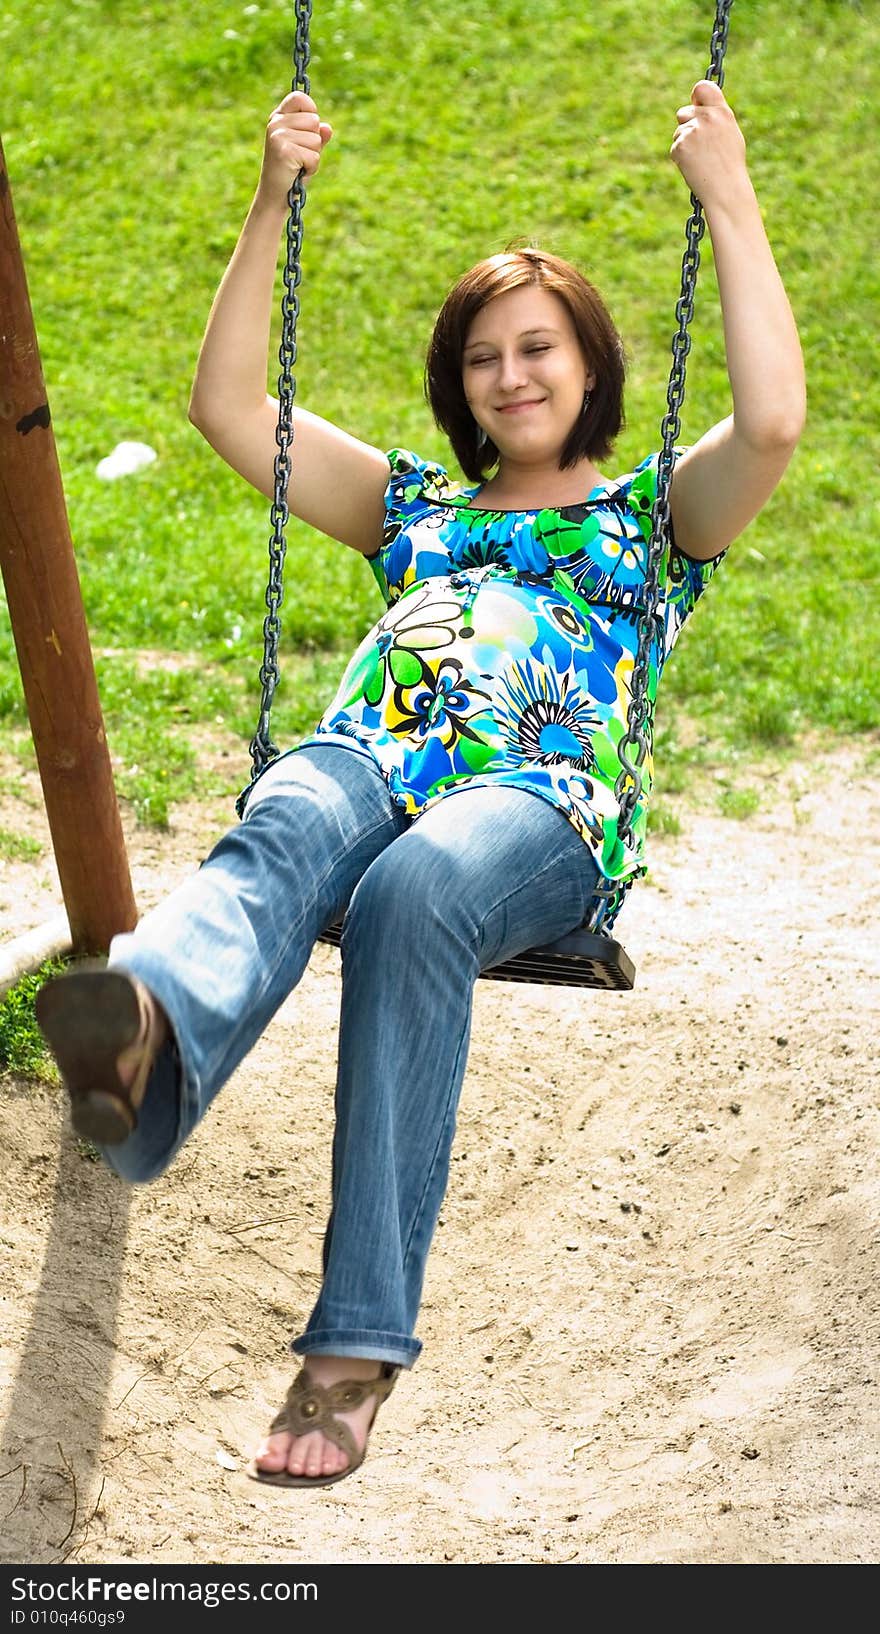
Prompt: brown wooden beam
<box><xmin>0</xmin><ymin>136</ymin><xmax>137</xmax><ymax>953</ymax></box>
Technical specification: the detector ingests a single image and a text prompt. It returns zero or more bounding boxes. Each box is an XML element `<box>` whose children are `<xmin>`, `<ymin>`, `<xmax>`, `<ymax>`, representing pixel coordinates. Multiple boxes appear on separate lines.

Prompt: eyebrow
<box><xmin>462</xmin><ymin>327</ymin><xmax>562</xmax><ymax>353</ymax></box>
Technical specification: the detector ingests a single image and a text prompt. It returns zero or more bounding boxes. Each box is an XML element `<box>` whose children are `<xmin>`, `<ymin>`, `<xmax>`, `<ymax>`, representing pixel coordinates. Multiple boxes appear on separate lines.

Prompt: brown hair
<box><xmin>424</xmin><ymin>248</ymin><xmax>626</xmax><ymax>482</ymax></box>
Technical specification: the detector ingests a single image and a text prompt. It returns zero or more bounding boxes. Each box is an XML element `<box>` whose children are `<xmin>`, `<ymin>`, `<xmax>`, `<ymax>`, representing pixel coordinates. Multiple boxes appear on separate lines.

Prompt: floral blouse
<box><xmin>288</xmin><ymin>447</ymin><xmax>726</xmax><ymax>921</ymax></box>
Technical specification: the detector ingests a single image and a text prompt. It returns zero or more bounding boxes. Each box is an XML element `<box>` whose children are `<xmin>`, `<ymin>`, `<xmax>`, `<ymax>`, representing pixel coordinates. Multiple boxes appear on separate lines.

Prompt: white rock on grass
<box><xmin>96</xmin><ymin>441</ymin><xmax>158</xmax><ymax>480</ymax></box>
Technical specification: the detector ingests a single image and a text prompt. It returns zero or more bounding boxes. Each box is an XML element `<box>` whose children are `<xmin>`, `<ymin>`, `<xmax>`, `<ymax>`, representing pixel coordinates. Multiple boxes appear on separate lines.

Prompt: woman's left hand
<box><xmin>670</xmin><ymin>80</ymin><xmax>749</xmax><ymax>207</ymax></box>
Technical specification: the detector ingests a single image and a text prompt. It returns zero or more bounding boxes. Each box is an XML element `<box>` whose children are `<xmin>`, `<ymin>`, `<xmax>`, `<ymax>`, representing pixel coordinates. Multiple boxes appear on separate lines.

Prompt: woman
<box><xmin>36</xmin><ymin>81</ymin><xmax>805</xmax><ymax>1488</ymax></box>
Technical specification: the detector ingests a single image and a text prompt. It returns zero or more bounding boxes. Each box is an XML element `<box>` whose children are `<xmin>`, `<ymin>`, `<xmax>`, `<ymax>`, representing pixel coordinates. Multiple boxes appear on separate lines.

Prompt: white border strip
<box><xmin>0</xmin><ymin>915</ymin><xmax>72</xmax><ymax>998</ymax></box>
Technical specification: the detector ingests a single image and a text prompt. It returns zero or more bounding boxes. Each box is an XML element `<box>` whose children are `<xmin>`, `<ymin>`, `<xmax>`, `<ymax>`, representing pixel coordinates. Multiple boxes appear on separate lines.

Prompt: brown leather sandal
<box><xmin>247</xmin><ymin>1363</ymin><xmax>400</xmax><ymax>1489</ymax></box>
<box><xmin>35</xmin><ymin>965</ymin><xmax>160</xmax><ymax>1146</ymax></box>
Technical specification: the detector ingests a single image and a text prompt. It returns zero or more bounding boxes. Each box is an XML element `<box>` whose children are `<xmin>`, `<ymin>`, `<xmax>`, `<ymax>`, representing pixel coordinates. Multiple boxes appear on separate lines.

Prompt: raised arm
<box><xmin>188</xmin><ymin>92</ymin><xmax>390</xmax><ymax>556</ymax></box>
<box><xmin>667</xmin><ymin>80</ymin><xmax>806</xmax><ymax>561</ymax></box>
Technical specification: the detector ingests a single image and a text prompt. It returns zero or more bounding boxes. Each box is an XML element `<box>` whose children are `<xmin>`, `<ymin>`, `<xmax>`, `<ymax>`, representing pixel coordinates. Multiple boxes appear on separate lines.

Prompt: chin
<box><xmin>500</xmin><ymin>437</ymin><xmax>562</xmax><ymax>462</ymax></box>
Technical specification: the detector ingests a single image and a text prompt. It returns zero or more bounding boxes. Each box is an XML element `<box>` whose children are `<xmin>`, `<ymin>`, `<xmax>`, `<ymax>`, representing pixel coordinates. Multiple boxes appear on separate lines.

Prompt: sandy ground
<box><xmin>0</xmin><ymin>731</ymin><xmax>878</xmax><ymax>1567</ymax></box>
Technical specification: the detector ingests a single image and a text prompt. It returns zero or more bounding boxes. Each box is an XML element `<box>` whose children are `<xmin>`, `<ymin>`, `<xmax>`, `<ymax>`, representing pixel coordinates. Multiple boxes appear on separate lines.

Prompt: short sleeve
<box><xmin>627</xmin><ymin>450</ymin><xmax>728</xmax><ymax>659</ymax></box>
<box><xmin>370</xmin><ymin>448</ymin><xmax>459</xmax><ymax>602</ymax></box>
<box><xmin>364</xmin><ymin>449</ymin><xmax>441</xmax><ymax>603</ymax></box>
<box><xmin>384</xmin><ymin>448</ymin><xmax>454</xmax><ymax>507</ymax></box>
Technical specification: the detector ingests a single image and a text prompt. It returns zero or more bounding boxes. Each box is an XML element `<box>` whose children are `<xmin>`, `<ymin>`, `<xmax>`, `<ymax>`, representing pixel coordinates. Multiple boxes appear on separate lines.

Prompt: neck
<box><xmin>475</xmin><ymin>455</ymin><xmax>604</xmax><ymax>508</ymax></box>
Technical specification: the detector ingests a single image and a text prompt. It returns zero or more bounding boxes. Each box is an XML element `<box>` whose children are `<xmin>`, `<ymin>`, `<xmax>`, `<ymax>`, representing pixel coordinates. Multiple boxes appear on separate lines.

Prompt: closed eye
<box><xmin>467</xmin><ymin>344</ymin><xmax>551</xmax><ymax>366</ymax></box>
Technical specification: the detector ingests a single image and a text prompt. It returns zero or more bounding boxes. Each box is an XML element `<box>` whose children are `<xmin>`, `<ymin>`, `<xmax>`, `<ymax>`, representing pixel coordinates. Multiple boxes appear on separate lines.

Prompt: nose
<box><xmin>496</xmin><ymin>349</ymin><xmax>530</xmax><ymax>393</ymax></box>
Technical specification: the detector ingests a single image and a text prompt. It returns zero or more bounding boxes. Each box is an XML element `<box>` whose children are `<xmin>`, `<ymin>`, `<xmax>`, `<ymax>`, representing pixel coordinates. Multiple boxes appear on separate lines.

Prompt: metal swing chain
<box><xmin>589</xmin><ymin>0</ymin><xmax>734</xmax><ymax>929</ymax></box>
<box><xmin>249</xmin><ymin>0</ymin><xmax>314</xmax><ymax>782</ymax></box>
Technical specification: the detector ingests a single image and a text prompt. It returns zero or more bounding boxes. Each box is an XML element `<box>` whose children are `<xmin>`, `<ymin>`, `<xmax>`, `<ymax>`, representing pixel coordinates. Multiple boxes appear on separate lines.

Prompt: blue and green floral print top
<box><xmin>294</xmin><ymin>447</ymin><xmax>726</xmax><ymax>906</ymax></box>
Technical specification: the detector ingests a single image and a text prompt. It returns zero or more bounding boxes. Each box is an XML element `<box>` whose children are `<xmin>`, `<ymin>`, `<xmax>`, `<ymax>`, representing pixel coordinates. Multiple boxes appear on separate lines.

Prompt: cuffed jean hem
<box><xmin>96</xmin><ymin>955</ymin><xmax>201</xmax><ymax>1183</ymax></box>
<box><xmin>291</xmin><ymin>1329</ymin><xmax>422</xmax><ymax>1369</ymax></box>
<box><xmin>94</xmin><ymin>1034</ymin><xmax>190</xmax><ymax>1185</ymax></box>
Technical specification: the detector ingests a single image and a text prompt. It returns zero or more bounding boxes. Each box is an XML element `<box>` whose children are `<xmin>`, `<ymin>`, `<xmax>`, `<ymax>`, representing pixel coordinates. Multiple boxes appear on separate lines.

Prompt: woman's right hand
<box><xmin>257</xmin><ymin>91</ymin><xmax>333</xmax><ymax>208</ymax></box>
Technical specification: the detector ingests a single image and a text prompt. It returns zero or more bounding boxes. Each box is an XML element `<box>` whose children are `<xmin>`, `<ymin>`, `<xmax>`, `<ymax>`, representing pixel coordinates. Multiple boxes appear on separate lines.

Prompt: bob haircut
<box><xmin>425</xmin><ymin>248</ymin><xmax>626</xmax><ymax>483</ymax></box>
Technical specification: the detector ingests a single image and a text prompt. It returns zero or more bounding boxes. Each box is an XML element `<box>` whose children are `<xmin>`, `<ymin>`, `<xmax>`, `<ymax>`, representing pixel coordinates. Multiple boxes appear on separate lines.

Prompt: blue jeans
<box><xmin>105</xmin><ymin>742</ymin><xmax>599</xmax><ymax>1369</ymax></box>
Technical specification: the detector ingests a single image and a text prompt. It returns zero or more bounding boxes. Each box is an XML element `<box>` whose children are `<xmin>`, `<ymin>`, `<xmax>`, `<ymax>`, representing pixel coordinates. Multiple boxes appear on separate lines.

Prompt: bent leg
<box><xmin>102</xmin><ymin>744</ymin><xmax>407</xmax><ymax>1180</ymax></box>
<box><xmin>295</xmin><ymin>785</ymin><xmax>599</xmax><ymax>1366</ymax></box>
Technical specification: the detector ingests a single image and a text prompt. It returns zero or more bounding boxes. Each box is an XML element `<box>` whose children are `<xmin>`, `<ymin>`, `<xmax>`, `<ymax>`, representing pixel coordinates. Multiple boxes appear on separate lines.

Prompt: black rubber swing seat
<box><xmin>317</xmin><ymin>923</ymin><xmax>636</xmax><ymax>991</ymax></box>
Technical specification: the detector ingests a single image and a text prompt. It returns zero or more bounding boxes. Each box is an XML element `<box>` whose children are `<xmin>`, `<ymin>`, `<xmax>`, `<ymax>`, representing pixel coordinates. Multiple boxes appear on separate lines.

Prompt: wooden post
<box><xmin>0</xmin><ymin>137</ymin><xmax>137</xmax><ymax>953</ymax></box>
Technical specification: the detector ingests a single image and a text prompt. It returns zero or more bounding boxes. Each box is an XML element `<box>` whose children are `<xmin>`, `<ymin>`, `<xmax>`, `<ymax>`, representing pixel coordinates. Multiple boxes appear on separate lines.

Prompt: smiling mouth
<box><xmin>496</xmin><ymin>399</ymin><xmax>545</xmax><ymax>413</ymax></box>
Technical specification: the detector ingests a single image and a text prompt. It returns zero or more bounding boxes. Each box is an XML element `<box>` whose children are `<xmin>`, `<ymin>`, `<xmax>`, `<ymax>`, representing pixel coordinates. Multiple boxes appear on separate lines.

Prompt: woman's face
<box><xmin>462</xmin><ymin>283</ymin><xmax>594</xmax><ymax>469</ymax></box>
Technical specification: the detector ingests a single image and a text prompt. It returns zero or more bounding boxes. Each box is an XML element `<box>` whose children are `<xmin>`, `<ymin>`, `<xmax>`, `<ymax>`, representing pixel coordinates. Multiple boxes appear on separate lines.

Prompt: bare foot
<box><xmin>253</xmin><ymin>1355</ymin><xmax>389</xmax><ymax>1482</ymax></box>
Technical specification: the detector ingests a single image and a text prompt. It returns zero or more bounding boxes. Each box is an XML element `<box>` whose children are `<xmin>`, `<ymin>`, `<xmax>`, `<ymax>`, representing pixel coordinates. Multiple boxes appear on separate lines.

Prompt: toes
<box><xmin>255</xmin><ymin>1430</ymin><xmax>350</xmax><ymax>1479</ymax></box>
<box><xmin>254</xmin><ymin>1431</ymin><xmax>291</xmax><ymax>1472</ymax></box>
<box><xmin>289</xmin><ymin>1432</ymin><xmax>349</xmax><ymax>1479</ymax></box>
<box><xmin>253</xmin><ymin>1431</ymin><xmax>355</xmax><ymax>1483</ymax></box>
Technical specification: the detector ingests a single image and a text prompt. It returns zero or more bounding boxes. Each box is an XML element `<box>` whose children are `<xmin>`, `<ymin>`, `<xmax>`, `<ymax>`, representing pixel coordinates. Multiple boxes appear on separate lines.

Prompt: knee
<box><xmin>343</xmin><ymin>843</ymin><xmax>479</xmax><ymax>960</ymax></box>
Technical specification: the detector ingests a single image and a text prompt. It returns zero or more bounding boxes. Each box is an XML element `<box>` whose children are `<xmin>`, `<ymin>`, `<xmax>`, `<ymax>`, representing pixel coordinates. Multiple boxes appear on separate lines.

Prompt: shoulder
<box><xmin>605</xmin><ymin>450</ymin><xmax>685</xmax><ymax>511</ymax></box>
<box><xmin>603</xmin><ymin>450</ymin><xmax>728</xmax><ymax>580</ymax></box>
<box><xmin>384</xmin><ymin>448</ymin><xmax>469</xmax><ymax>510</ymax></box>
<box><xmin>604</xmin><ymin>451</ymin><xmax>706</xmax><ymax>556</ymax></box>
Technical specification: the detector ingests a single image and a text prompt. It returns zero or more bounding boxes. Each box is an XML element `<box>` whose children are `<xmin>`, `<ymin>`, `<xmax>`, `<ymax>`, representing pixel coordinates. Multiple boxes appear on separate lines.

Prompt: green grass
<box><xmin>1</xmin><ymin>0</ymin><xmax>878</xmax><ymax>824</ymax></box>
<box><xmin>717</xmin><ymin>786</ymin><xmax>761</xmax><ymax>821</ymax></box>
<box><xmin>0</xmin><ymin>959</ymin><xmax>65</xmax><ymax>1079</ymax></box>
<box><xmin>0</xmin><ymin>827</ymin><xmax>42</xmax><ymax>862</ymax></box>
<box><xmin>646</xmin><ymin>801</ymin><xmax>682</xmax><ymax>837</ymax></box>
